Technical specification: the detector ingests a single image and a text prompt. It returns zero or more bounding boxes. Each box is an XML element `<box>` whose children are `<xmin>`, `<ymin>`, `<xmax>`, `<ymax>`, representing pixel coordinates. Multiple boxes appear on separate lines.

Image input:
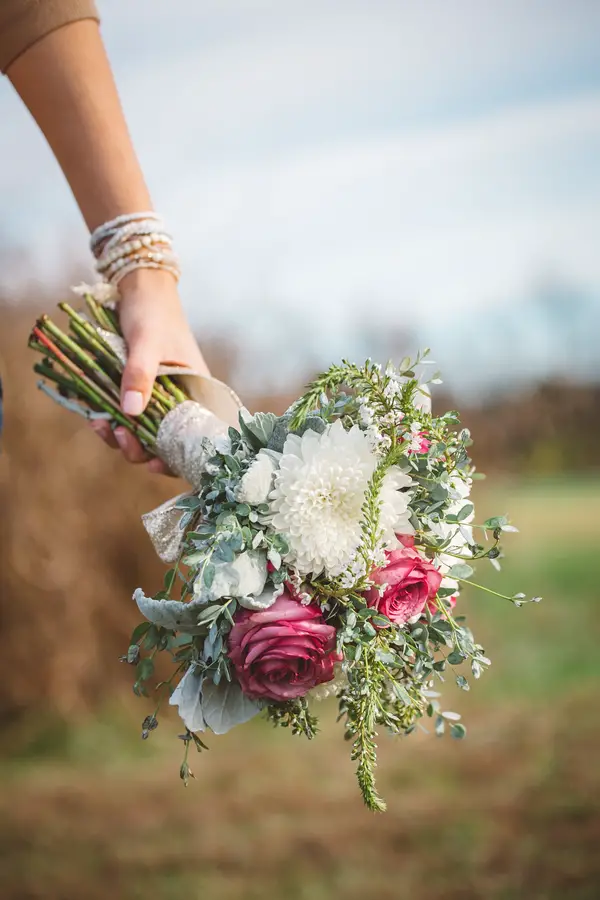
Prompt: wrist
<box><xmin>118</xmin><ymin>266</ymin><xmax>181</xmax><ymax>302</ymax></box>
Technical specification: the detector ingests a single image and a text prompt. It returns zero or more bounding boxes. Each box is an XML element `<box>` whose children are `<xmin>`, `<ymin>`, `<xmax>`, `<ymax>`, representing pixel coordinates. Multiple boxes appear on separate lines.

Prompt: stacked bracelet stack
<box><xmin>90</xmin><ymin>211</ymin><xmax>180</xmax><ymax>285</ymax></box>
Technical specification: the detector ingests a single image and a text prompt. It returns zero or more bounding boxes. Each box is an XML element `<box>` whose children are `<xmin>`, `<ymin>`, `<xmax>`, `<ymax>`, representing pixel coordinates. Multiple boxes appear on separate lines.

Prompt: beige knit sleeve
<box><xmin>0</xmin><ymin>0</ymin><xmax>99</xmax><ymax>73</ymax></box>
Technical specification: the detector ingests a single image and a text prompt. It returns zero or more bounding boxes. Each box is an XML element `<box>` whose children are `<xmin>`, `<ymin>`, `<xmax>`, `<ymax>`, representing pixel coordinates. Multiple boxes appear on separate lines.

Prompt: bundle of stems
<box><xmin>28</xmin><ymin>295</ymin><xmax>190</xmax><ymax>451</ymax></box>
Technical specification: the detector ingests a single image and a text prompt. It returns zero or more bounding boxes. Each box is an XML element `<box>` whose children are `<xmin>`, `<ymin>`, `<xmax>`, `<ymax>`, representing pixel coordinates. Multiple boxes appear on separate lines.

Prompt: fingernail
<box><xmin>122</xmin><ymin>390</ymin><xmax>145</xmax><ymax>416</ymax></box>
<box><xmin>114</xmin><ymin>428</ymin><xmax>127</xmax><ymax>449</ymax></box>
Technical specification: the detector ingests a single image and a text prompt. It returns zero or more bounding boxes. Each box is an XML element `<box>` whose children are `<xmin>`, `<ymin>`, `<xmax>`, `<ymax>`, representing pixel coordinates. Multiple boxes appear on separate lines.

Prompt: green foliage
<box><xmin>266</xmin><ymin>698</ymin><xmax>320</xmax><ymax>740</ymax></box>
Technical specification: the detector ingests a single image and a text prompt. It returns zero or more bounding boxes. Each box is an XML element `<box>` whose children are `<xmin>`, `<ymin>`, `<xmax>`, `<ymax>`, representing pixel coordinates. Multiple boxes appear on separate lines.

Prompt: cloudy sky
<box><xmin>1</xmin><ymin>0</ymin><xmax>599</xmax><ymax>394</ymax></box>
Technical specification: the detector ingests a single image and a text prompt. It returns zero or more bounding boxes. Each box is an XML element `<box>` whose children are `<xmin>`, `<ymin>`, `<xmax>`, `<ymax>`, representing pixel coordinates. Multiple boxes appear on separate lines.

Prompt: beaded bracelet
<box><xmin>90</xmin><ymin>212</ymin><xmax>181</xmax><ymax>286</ymax></box>
<box><xmin>90</xmin><ymin>211</ymin><xmax>159</xmax><ymax>253</ymax></box>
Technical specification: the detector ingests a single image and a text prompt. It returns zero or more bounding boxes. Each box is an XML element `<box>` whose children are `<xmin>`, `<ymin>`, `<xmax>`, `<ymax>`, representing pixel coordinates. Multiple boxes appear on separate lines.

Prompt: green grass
<box><xmin>1</xmin><ymin>476</ymin><xmax>599</xmax><ymax>900</ymax></box>
<box><xmin>458</xmin><ymin>475</ymin><xmax>600</xmax><ymax>699</ymax></box>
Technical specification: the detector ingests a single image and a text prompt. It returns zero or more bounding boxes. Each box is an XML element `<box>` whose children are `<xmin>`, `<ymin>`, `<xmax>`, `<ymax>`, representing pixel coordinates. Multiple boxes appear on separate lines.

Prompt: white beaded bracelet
<box><xmin>90</xmin><ymin>211</ymin><xmax>160</xmax><ymax>253</ymax></box>
<box><xmin>90</xmin><ymin>211</ymin><xmax>181</xmax><ymax>286</ymax></box>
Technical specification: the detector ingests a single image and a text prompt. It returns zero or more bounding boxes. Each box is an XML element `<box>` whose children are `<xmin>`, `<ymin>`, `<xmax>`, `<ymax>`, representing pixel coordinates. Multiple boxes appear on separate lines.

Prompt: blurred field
<box><xmin>1</xmin><ymin>304</ymin><xmax>600</xmax><ymax>899</ymax></box>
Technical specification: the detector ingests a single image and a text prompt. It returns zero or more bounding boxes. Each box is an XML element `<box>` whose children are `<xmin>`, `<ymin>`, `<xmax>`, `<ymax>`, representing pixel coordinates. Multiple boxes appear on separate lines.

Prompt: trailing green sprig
<box><xmin>266</xmin><ymin>697</ymin><xmax>320</xmax><ymax>739</ymax></box>
<box><xmin>340</xmin><ymin>647</ymin><xmax>387</xmax><ymax>812</ymax></box>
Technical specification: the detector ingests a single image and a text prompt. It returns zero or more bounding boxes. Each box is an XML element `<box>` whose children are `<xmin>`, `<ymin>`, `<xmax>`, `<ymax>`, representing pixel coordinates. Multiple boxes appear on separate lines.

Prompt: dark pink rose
<box><xmin>365</xmin><ymin>546</ymin><xmax>442</xmax><ymax>625</ymax></box>
<box><xmin>228</xmin><ymin>592</ymin><xmax>339</xmax><ymax>702</ymax></box>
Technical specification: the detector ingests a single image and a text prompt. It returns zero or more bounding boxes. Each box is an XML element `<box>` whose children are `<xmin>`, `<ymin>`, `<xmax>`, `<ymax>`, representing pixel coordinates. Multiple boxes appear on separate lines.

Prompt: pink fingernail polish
<box><xmin>122</xmin><ymin>390</ymin><xmax>144</xmax><ymax>416</ymax></box>
<box><xmin>114</xmin><ymin>428</ymin><xmax>127</xmax><ymax>448</ymax></box>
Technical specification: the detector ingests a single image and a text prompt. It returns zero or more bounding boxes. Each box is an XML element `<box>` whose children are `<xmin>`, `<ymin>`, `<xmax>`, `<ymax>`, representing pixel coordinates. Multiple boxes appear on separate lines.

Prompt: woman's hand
<box><xmin>8</xmin><ymin>19</ymin><xmax>207</xmax><ymax>476</ymax></box>
<box><xmin>90</xmin><ymin>268</ymin><xmax>210</xmax><ymax>475</ymax></box>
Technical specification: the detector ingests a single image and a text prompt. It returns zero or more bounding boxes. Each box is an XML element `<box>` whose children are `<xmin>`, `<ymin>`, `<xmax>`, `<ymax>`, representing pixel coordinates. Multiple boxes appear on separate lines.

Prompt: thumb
<box><xmin>120</xmin><ymin>327</ymin><xmax>161</xmax><ymax>415</ymax></box>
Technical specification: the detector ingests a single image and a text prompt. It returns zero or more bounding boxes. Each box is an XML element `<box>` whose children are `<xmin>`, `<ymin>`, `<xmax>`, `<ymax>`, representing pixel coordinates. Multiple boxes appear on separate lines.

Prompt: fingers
<box><xmin>90</xmin><ymin>422</ymin><xmax>174</xmax><ymax>475</ymax></box>
<box><xmin>147</xmin><ymin>457</ymin><xmax>174</xmax><ymax>476</ymax></box>
<box><xmin>113</xmin><ymin>427</ymin><xmax>151</xmax><ymax>463</ymax></box>
<box><xmin>89</xmin><ymin>422</ymin><xmax>149</xmax><ymax>463</ymax></box>
<box><xmin>90</xmin><ymin>419</ymin><xmax>119</xmax><ymax>449</ymax></box>
<box><xmin>120</xmin><ymin>325</ymin><xmax>161</xmax><ymax>415</ymax></box>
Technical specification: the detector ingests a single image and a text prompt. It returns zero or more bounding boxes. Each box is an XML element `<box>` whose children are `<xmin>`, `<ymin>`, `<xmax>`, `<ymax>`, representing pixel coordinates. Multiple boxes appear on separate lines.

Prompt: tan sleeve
<box><xmin>0</xmin><ymin>0</ymin><xmax>99</xmax><ymax>74</ymax></box>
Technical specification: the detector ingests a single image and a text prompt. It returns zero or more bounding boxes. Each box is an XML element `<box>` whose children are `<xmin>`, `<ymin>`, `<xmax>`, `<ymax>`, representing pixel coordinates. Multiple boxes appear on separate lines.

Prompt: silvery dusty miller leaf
<box><xmin>134</xmin><ymin>589</ymin><xmax>209</xmax><ymax>634</ymax></box>
<box><xmin>169</xmin><ymin>666</ymin><xmax>205</xmax><ymax>732</ymax></box>
<box><xmin>201</xmin><ymin>679</ymin><xmax>261</xmax><ymax>735</ymax></box>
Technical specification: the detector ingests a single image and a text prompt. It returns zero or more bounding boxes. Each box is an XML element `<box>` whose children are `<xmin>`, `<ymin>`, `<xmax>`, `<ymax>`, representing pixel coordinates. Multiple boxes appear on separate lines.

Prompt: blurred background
<box><xmin>1</xmin><ymin>2</ymin><xmax>599</xmax><ymax>898</ymax></box>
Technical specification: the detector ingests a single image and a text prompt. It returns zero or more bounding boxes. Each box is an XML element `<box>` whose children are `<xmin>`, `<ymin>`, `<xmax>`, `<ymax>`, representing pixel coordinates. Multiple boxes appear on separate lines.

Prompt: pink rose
<box><xmin>365</xmin><ymin>546</ymin><xmax>442</xmax><ymax>625</ymax></box>
<box><xmin>228</xmin><ymin>592</ymin><xmax>339</xmax><ymax>702</ymax></box>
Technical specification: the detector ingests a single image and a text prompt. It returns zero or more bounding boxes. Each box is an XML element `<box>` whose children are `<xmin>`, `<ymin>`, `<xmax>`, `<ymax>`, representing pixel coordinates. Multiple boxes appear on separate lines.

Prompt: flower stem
<box><xmin>456</xmin><ymin>578</ymin><xmax>520</xmax><ymax>604</ymax></box>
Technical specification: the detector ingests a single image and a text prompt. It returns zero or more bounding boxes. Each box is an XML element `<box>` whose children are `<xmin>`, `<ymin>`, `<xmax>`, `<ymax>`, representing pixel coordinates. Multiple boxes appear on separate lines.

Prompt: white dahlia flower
<box><xmin>268</xmin><ymin>420</ymin><xmax>414</xmax><ymax>578</ymax></box>
<box><xmin>237</xmin><ymin>450</ymin><xmax>278</xmax><ymax>506</ymax></box>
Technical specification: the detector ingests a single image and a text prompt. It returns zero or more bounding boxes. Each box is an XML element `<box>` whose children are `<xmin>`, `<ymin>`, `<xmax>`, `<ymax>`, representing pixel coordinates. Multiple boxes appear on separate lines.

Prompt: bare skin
<box><xmin>8</xmin><ymin>20</ymin><xmax>208</xmax><ymax>474</ymax></box>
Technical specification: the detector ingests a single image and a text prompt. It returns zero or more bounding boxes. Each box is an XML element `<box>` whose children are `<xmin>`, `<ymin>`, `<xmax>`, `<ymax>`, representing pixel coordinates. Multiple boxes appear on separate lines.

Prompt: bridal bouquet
<box><xmin>30</xmin><ymin>292</ymin><xmax>539</xmax><ymax>811</ymax></box>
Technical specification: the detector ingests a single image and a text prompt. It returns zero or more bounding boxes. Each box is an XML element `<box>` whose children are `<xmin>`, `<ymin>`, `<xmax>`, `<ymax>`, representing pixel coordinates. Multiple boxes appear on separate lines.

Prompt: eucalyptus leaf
<box><xmin>136</xmin><ymin>657</ymin><xmax>154</xmax><ymax>682</ymax></box>
<box><xmin>370</xmin><ymin>614</ymin><xmax>391</xmax><ymax>629</ymax></box>
<box><xmin>130</xmin><ymin>622</ymin><xmax>151</xmax><ymax>643</ymax></box>
<box><xmin>203</xmin><ymin>563</ymin><xmax>216</xmax><ymax>589</ymax></box>
<box><xmin>456</xmin><ymin>503</ymin><xmax>474</xmax><ymax>522</ymax></box>
<box><xmin>175</xmin><ymin>496</ymin><xmax>203</xmax><ymax>510</ymax></box>
<box><xmin>214</xmin><ymin>542</ymin><xmax>235</xmax><ymax>563</ymax></box>
<box><xmin>447</xmin><ymin>563</ymin><xmax>474</xmax><ymax>580</ymax></box>
<box><xmin>450</xmin><ymin>723</ymin><xmax>467</xmax><ymax>739</ymax></box>
<box><xmin>483</xmin><ymin>515</ymin><xmax>508</xmax><ymax>529</ymax></box>
<box><xmin>196</xmin><ymin>604</ymin><xmax>223</xmax><ymax>624</ymax></box>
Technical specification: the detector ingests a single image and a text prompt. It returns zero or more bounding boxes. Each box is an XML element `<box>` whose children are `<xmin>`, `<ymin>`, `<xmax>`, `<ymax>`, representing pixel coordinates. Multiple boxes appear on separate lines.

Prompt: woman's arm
<box><xmin>6</xmin><ymin>18</ymin><xmax>208</xmax><ymax>471</ymax></box>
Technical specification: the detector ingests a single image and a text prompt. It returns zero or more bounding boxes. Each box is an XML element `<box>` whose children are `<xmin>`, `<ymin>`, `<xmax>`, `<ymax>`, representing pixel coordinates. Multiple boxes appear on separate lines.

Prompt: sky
<box><xmin>1</xmin><ymin>0</ymin><xmax>599</xmax><ymax>395</ymax></box>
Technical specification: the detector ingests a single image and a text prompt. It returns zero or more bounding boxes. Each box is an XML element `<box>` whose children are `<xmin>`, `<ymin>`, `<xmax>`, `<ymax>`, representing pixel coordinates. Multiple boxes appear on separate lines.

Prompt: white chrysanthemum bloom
<box><xmin>269</xmin><ymin>420</ymin><xmax>414</xmax><ymax>578</ymax></box>
<box><xmin>237</xmin><ymin>450</ymin><xmax>278</xmax><ymax>506</ymax></box>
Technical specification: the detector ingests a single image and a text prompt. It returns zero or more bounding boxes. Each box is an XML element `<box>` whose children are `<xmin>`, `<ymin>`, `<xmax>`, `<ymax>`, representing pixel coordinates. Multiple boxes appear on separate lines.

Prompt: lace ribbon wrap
<box><xmin>156</xmin><ymin>401</ymin><xmax>229</xmax><ymax>489</ymax></box>
<box><xmin>94</xmin><ymin>327</ymin><xmax>243</xmax><ymax>563</ymax></box>
<box><xmin>142</xmin><ymin>401</ymin><xmax>240</xmax><ymax>564</ymax></box>
<box><xmin>146</xmin><ymin>384</ymin><xmax>243</xmax><ymax>562</ymax></box>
